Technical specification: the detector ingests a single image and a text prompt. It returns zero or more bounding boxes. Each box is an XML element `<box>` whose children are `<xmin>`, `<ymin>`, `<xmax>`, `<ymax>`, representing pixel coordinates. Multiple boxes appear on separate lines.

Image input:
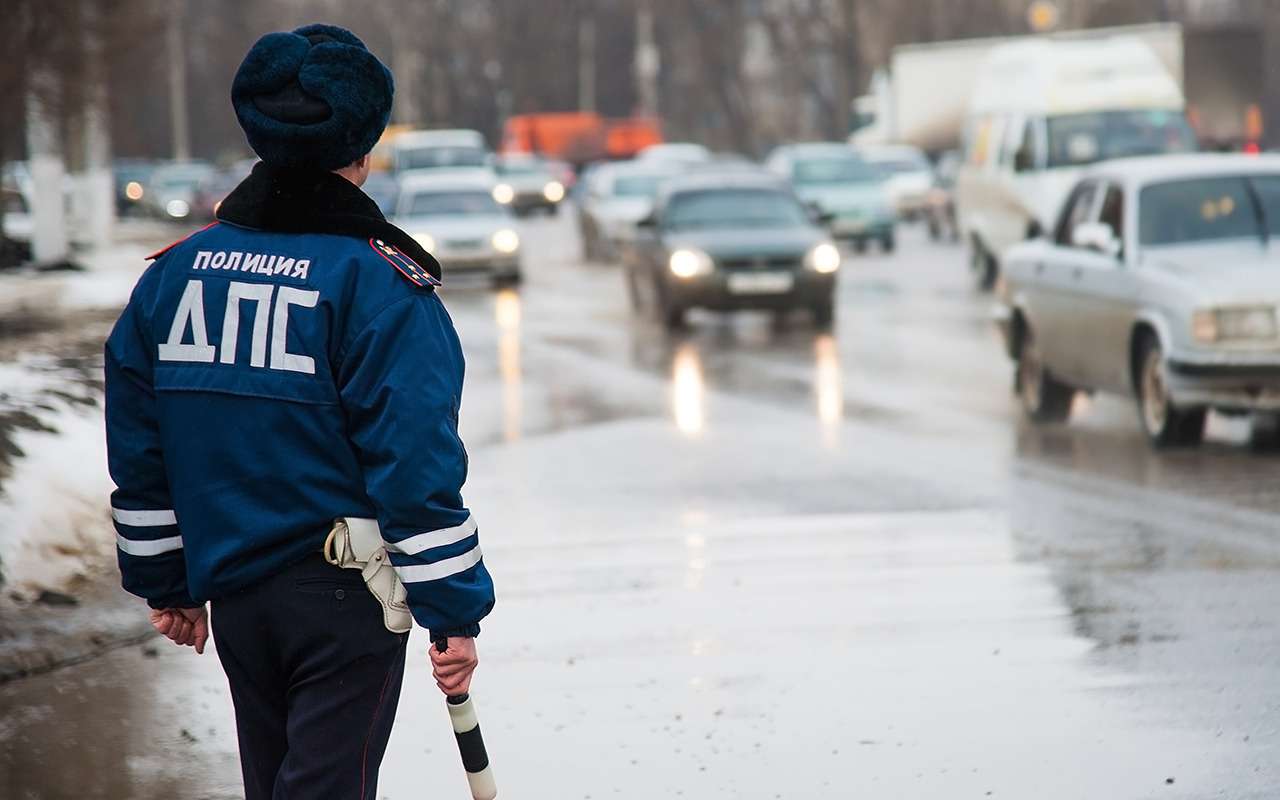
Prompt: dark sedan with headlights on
<box><xmin>493</xmin><ymin>154</ymin><xmax>566</xmax><ymax>216</ymax></box>
<box><xmin>624</xmin><ymin>173</ymin><xmax>841</xmax><ymax>330</ymax></box>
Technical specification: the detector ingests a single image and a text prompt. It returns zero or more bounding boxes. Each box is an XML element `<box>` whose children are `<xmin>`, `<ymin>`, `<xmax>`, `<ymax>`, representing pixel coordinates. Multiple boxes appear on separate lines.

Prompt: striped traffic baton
<box><xmin>435</xmin><ymin>638</ymin><xmax>497</xmax><ymax>799</ymax></box>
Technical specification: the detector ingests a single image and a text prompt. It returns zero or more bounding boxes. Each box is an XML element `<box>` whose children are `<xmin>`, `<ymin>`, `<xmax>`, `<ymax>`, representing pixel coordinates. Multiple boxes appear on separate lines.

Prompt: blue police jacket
<box><xmin>104</xmin><ymin>165</ymin><xmax>494</xmax><ymax>638</ymax></box>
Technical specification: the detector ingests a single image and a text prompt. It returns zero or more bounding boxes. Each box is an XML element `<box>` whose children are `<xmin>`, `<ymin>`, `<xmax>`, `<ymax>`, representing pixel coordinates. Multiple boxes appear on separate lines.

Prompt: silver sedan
<box><xmin>577</xmin><ymin>160</ymin><xmax>679</xmax><ymax>263</ymax></box>
<box><xmin>997</xmin><ymin>154</ymin><xmax>1280</xmax><ymax>447</ymax></box>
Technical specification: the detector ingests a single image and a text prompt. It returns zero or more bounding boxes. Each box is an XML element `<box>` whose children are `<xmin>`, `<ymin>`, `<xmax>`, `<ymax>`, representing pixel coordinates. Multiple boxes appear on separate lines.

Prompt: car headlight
<box><xmin>542</xmin><ymin>181</ymin><xmax>565</xmax><ymax>203</ymax></box>
<box><xmin>492</xmin><ymin>183</ymin><xmax>515</xmax><ymax>204</ymax></box>
<box><xmin>668</xmin><ymin>248</ymin><xmax>714</xmax><ymax>279</ymax></box>
<box><xmin>125</xmin><ymin>181</ymin><xmax>144</xmax><ymax>201</ymax></box>
<box><xmin>165</xmin><ymin>199</ymin><xmax>189</xmax><ymax>219</ymax></box>
<box><xmin>1193</xmin><ymin>307</ymin><xmax>1278</xmax><ymax>343</ymax></box>
<box><xmin>805</xmin><ymin>242</ymin><xmax>841</xmax><ymax>274</ymax></box>
<box><xmin>414</xmin><ymin>232</ymin><xmax>436</xmax><ymax>252</ymax></box>
<box><xmin>492</xmin><ymin>228</ymin><xmax>520</xmax><ymax>254</ymax></box>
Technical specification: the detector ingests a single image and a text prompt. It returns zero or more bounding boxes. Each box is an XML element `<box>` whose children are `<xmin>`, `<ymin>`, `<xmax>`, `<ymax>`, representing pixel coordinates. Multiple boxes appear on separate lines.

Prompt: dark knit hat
<box><xmin>232</xmin><ymin>24</ymin><xmax>393</xmax><ymax>171</ymax></box>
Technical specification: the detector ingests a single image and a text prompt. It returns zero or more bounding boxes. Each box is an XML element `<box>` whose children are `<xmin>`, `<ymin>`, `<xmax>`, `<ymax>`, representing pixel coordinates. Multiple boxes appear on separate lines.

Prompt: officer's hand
<box><xmin>149</xmin><ymin>605</ymin><xmax>210</xmax><ymax>654</ymax></box>
<box><xmin>430</xmin><ymin>637</ymin><xmax>478</xmax><ymax>696</ymax></box>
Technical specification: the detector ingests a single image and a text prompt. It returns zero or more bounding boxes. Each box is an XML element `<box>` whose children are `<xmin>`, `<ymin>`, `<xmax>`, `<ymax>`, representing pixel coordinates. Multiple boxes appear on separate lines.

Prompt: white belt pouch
<box><xmin>323</xmin><ymin>517</ymin><xmax>413</xmax><ymax>634</ymax></box>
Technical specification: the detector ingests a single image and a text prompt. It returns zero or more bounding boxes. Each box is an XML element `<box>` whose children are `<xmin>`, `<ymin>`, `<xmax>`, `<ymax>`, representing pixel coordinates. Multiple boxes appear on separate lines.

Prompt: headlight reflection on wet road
<box><xmin>814</xmin><ymin>333</ymin><xmax>844</xmax><ymax>445</ymax></box>
<box><xmin>495</xmin><ymin>288</ymin><xmax>522</xmax><ymax>442</ymax></box>
<box><xmin>671</xmin><ymin>342</ymin><xmax>706</xmax><ymax>436</ymax></box>
<box><xmin>684</xmin><ymin>532</ymin><xmax>707</xmax><ymax>591</ymax></box>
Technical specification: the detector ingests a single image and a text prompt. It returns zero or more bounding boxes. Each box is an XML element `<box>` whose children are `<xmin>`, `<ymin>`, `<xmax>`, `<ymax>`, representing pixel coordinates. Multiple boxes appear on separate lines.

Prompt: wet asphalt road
<box><xmin>2</xmin><ymin>209</ymin><xmax>1278</xmax><ymax>799</ymax></box>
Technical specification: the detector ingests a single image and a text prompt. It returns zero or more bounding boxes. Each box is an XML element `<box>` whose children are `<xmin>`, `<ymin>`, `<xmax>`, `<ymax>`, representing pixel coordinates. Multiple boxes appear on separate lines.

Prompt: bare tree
<box><xmin>10</xmin><ymin>0</ymin><xmax>1277</xmax><ymax>164</ymax></box>
<box><xmin>757</xmin><ymin>0</ymin><xmax>865</xmax><ymax>142</ymax></box>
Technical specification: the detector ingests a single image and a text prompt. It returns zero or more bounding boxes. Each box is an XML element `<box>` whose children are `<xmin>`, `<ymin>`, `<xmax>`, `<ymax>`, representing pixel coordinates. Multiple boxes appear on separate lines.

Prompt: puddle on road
<box><xmin>545</xmin><ymin>320</ymin><xmax>909</xmax><ymax>442</ymax></box>
<box><xmin>1014</xmin><ymin>414</ymin><xmax>1280</xmax><ymax>516</ymax></box>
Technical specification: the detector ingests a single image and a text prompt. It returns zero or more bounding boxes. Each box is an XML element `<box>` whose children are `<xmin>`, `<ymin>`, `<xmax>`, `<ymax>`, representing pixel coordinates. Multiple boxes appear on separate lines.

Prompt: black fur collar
<box><xmin>216</xmin><ymin>162</ymin><xmax>441</xmax><ymax>280</ymax></box>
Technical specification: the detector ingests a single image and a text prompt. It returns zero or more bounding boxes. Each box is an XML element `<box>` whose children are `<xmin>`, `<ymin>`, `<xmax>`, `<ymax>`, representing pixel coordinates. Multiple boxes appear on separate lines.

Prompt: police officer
<box><xmin>104</xmin><ymin>24</ymin><xmax>494</xmax><ymax>799</ymax></box>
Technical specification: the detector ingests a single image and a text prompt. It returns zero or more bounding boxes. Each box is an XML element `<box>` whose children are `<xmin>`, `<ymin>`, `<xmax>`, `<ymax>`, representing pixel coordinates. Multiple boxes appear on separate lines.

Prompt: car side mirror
<box><xmin>805</xmin><ymin>202</ymin><xmax>834</xmax><ymax>227</ymax></box>
<box><xmin>1071</xmin><ymin>221</ymin><xmax>1121</xmax><ymax>258</ymax></box>
<box><xmin>636</xmin><ymin>213</ymin><xmax>658</xmax><ymax>229</ymax></box>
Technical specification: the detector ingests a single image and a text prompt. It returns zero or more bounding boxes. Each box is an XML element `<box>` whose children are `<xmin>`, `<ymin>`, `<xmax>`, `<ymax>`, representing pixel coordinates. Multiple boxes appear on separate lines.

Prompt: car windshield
<box><xmin>3</xmin><ymin>192</ymin><xmax>27</xmax><ymax>214</ymax></box>
<box><xmin>792</xmin><ymin>157</ymin><xmax>878</xmax><ymax>185</ymax></box>
<box><xmin>114</xmin><ymin>165</ymin><xmax>153</xmax><ymax>183</ymax></box>
<box><xmin>496</xmin><ymin>161</ymin><xmax>546</xmax><ymax>176</ymax></box>
<box><xmin>644</xmin><ymin>145</ymin><xmax>708</xmax><ymax>162</ymax></box>
<box><xmin>399</xmin><ymin>147</ymin><xmax>488</xmax><ymax>170</ymax></box>
<box><xmin>155</xmin><ymin>167</ymin><xmax>211</xmax><ymax>189</ymax></box>
<box><xmin>614</xmin><ymin>175</ymin><xmax>667</xmax><ymax>197</ymax></box>
<box><xmin>870</xmin><ymin>157</ymin><xmax>927</xmax><ymax>175</ymax></box>
<box><xmin>664</xmin><ymin>189</ymin><xmax>809</xmax><ymax>231</ymax></box>
<box><xmin>1138</xmin><ymin>175</ymin><xmax>1280</xmax><ymax>247</ymax></box>
<box><xmin>199</xmin><ymin>173</ymin><xmax>241</xmax><ymax>193</ymax></box>
<box><xmin>1047</xmin><ymin>110</ymin><xmax>1196</xmax><ymax>168</ymax></box>
<box><xmin>405</xmin><ymin>190</ymin><xmax>502</xmax><ymax>216</ymax></box>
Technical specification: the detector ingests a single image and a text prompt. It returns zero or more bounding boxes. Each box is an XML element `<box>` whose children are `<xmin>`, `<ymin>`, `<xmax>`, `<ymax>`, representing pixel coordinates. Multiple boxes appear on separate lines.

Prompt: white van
<box><xmin>955</xmin><ymin>35</ymin><xmax>1195</xmax><ymax>288</ymax></box>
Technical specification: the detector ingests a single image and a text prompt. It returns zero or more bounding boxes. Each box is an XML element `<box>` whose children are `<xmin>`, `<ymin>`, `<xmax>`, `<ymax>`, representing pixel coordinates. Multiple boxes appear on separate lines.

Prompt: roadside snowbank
<box><xmin>0</xmin><ymin>359</ymin><xmax>114</xmax><ymax>594</ymax></box>
<box><xmin>0</xmin><ymin>239</ymin><xmax>150</xmax><ymax>594</ymax></box>
<box><xmin>0</xmin><ymin>242</ymin><xmax>147</xmax><ymax>319</ymax></box>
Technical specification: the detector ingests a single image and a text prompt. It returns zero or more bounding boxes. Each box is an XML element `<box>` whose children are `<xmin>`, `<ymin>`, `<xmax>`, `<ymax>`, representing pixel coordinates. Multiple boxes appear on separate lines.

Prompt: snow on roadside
<box><xmin>0</xmin><ymin>242</ymin><xmax>150</xmax><ymax>319</ymax></box>
<box><xmin>60</xmin><ymin>243</ymin><xmax>154</xmax><ymax>309</ymax></box>
<box><xmin>0</xmin><ymin>239</ymin><xmax>152</xmax><ymax>595</ymax></box>
<box><xmin>0</xmin><ymin>359</ymin><xmax>114</xmax><ymax>594</ymax></box>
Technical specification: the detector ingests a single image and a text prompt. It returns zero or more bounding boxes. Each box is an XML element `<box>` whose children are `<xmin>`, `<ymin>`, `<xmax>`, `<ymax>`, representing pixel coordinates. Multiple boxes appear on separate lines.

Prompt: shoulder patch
<box><xmin>146</xmin><ymin>222</ymin><xmax>219</xmax><ymax>260</ymax></box>
<box><xmin>369</xmin><ymin>238</ymin><xmax>442</xmax><ymax>288</ymax></box>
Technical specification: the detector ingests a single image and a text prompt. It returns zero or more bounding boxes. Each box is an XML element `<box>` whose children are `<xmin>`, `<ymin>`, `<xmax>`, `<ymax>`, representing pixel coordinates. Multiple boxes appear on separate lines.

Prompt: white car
<box><xmin>393</xmin><ymin>172</ymin><xmax>522</xmax><ymax>287</ymax></box>
<box><xmin>391</xmin><ymin>129</ymin><xmax>491</xmax><ymax>175</ymax></box>
<box><xmin>765</xmin><ymin>142</ymin><xmax>896</xmax><ymax>252</ymax></box>
<box><xmin>2</xmin><ymin>187</ymin><xmax>32</xmax><ymax>266</ymax></box>
<box><xmin>146</xmin><ymin>161</ymin><xmax>216</xmax><ymax>221</ymax></box>
<box><xmin>577</xmin><ymin>160</ymin><xmax>680</xmax><ymax>262</ymax></box>
<box><xmin>859</xmin><ymin>144</ymin><xmax>934</xmax><ymax>220</ymax></box>
<box><xmin>2</xmin><ymin>187</ymin><xmax>32</xmax><ymax>242</ymax></box>
<box><xmin>998</xmin><ymin>154</ymin><xmax>1280</xmax><ymax>447</ymax></box>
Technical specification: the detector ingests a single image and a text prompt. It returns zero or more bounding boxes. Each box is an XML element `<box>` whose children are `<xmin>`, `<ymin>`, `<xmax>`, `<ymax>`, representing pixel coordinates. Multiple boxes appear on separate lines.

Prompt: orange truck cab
<box><xmin>501</xmin><ymin>113</ymin><xmax>662</xmax><ymax>166</ymax></box>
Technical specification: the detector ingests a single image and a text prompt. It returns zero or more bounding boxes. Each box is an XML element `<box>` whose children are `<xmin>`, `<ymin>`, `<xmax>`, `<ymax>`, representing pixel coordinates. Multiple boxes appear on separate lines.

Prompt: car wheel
<box><xmin>970</xmin><ymin>238</ymin><xmax>997</xmax><ymax>291</ymax></box>
<box><xmin>927</xmin><ymin>218</ymin><xmax>941</xmax><ymax>241</ymax></box>
<box><xmin>1017</xmin><ymin>328</ymin><xmax>1075</xmax><ymax>424</ymax></box>
<box><xmin>880</xmin><ymin>233</ymin><xmax>896</xmax><ymax>253</ymax></box>
<box><xmin>624</xmin><ymin>268</ymin><xmax>643</xmax><ymax>312</ymax></box>
<box><xmin>1249</xmin><ymin>413</ymin><xmax>1280</xmax><ymax>451</ymax></box>
<box><xmin>811</xmin><ymin>294</ymin><xmax>835</xmax><ymax>329</ymax></box>
<box><xmin>661</xmin><ymin>300</ymin><xmax>686</xmax><ymax>331</ymax></box>
<box><xmin>1136</xmin><ymin>335</ymin><xmax>1206</xmax><ymax>447</ymax></box>
<box><xmin>655</xmin><ymin>280</ymin><xmax>686</xmax><ymax>330</ymax></box>
<box><xmin>585</xmin><ymin>217</ymin><xmax>608</xmax><ymax>262</ymax></box>
<box><xmin>492</xmin><ymin>272</ymin><xmax>522</xmax><ymax>289</ymax></box>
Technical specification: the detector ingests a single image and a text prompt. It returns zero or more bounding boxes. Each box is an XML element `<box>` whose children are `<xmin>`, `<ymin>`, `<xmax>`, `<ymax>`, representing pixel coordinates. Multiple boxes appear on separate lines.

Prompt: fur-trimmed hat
<box><xmin>232</xmin><ymin>24</ymin><xmax>393</xmax><ymax>170</ymax></box>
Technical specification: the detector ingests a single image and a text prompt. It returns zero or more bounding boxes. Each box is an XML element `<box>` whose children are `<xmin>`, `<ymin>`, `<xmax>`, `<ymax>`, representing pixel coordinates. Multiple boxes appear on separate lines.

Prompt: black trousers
<box><xmin>211</xmin><ymin>554</ymin><xmax>409</xmax><ymax>800</ymax></box>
